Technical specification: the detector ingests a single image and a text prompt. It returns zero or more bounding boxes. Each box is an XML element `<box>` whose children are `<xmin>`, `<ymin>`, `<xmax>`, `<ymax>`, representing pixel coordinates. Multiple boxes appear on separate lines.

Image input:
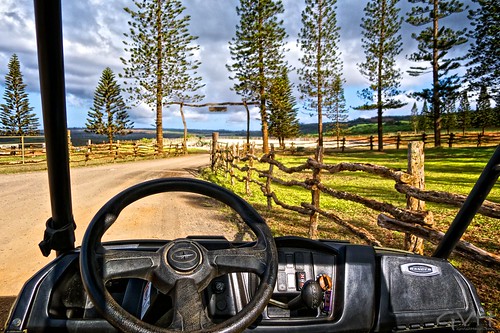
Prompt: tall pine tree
<box><xmin>121</xmin><ymin>0</ymin><xmax>202</xmax><ymax>154</ymax></box>
<box><xmin>411</xmin><ymin>102</ymin><xmax>419</xmax><ymax>133</ymax></box>
<box><xmin>298</xmin><ymin>0</ymin><xmax>345</xmax><ymax>161</ymax></box>
<box><xmin>406</xmin><ymin>0</ymin><xmax>468</xmax><ymax>147</ymax></box>
<box><xmin>419</xmin><ymin>100</ymin><xmax>431</xmax><ymax>132</ymax></box>
<box><xmin>86</xmin><ymin>68</ymin><xmax>133</xmax><ymax>146</ymax></box>
<box><xmin>457</xmin><ymin>90</ymin><xmax>471</xmax><ymax>135</ymax></box>
<box><xmin>227</xmin><ymin>0</ymin><xmax>288</xmax><ymax>154</ymax></box>
<box><xmin>475</xmin><ymin>85</ymin><xmax>494</xmax><ymax>134</ymax></box>
<box><xmin>1</xmin><ymin>54</ymin><xmax>39</xmax><ymax>136</ymax></box>
<box><xmin>325</xmin><ymin>75</ymin><xmax>348</xmax><ymax>147</ymax></box>
<box><xmin>357</xmin><ymin>0</ymin><xmax>406</xmax><ymax>151</ymax></box>
<box><xmin>268</xmin><ymin>69</ymin><xmax>300</xmax><ymax>149</ymax></box>
<box><xmin>298</xmin><ymin>0</ymin><xmax>344</xmax><ymax>239</ymax></box>
<box><xmin>466</xmin><ymin>0</ymin><xmax>499</xmax><ymax>99</ymax></box>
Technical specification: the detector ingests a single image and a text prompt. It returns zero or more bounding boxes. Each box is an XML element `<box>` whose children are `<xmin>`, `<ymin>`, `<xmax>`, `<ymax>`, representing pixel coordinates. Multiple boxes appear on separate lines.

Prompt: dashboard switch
<box><xmin>296</xmin><ymin>271</ymin><xmax>306</xmax><ymax>290</ymax></box>
<box><xmin>277</xmin><ymin>272</ymin><xmax>287</xmax><ymax>291</ymax></box>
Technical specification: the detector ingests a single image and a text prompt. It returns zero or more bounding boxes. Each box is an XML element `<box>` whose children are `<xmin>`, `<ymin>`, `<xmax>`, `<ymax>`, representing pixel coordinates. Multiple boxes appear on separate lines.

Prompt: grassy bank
<box><xmin>202</xmin><ymin>146</ymin><xmax>500</xmax><ymax>322</ymax></box>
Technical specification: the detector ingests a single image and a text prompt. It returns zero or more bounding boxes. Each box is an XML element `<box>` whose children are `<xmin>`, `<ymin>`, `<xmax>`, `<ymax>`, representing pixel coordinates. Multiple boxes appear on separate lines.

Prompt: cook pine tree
<box><xmin>456</xmin><ymin>90</ymin><xmax>471</xmax><ymax>135</ymax></box>
<box><xmin>406</xmin><ymin>0</ymin><xmax>468</xmax><ymax>147</ymax></box>
<box><xmin>0</xmin><ymin>54</ymin><xmax>40</xmax><ymax>135</ymax></box>
<box><xmin>357</xmin><ymin>0</ymin><xmax>406</xmax><ymax>151</ymax></box>
<box><xmin>475</xmin><ymin>85</ymin><xmax>494</xmax><ymax>134</ymax></box>
<box><xmin>228</xmin><ymin>0</ymin><xmax>289</xmax><ymax>154</ymax></box>
<box><xmin>298</xmin><ymin>0</ymin><xmax>345</xmax><ymax>239</ymax></box>
<box><xmin>267</xmin><ymin>69</ymin><xmax>300</xmax><ymax>149</ymax></box>
<box><xmin>121</xmin><ymin>0</ymin><xmax>203</xmax><ymax>154</ymax></box>
<box><xmin>410</xmin><ymin>102</ymin><xmax>419</xmax><ymax>133</ymax></box>
<box><xmin>419</xmin><ymin>100</ymin><xmax>430</xmax><ymax>132</ymax></box>
<box><xmin>86</xmin><ymin>67</ymin><xmax>133</xmax><ymax>146</ymax></box>
<box><xmin>298</xmin><ymin>0</ymin><xmax>346</xmax><ymax>161</ymax></box>
<box><xmin>466</xmin><ymin>0</ymin><xmax>499</xmax><ymax>100</ymax></box>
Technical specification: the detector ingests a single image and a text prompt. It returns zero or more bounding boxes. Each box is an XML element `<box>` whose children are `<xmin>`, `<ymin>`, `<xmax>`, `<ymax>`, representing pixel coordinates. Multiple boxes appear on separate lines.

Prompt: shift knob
<box><xmin>287</xmin><ymin>280</ymin><xmax>323</xmax><ymax>310</ymax></box>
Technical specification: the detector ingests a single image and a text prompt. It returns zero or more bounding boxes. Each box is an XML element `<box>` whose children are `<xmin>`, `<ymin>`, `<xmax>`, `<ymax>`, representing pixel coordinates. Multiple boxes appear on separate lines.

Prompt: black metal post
<box><xmin>34</xmin><ymin>0</ymin><xmax>76</xmax><ymax>256</ymax></box>
<box><xmin>433</xmin><ymin>145</ymin><xmax>500</xmax><ymax>259</ymax></box>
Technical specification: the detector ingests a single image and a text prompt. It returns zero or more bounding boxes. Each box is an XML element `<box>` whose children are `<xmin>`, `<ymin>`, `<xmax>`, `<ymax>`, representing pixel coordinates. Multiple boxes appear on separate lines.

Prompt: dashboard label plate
<box><xmin>401</xmin><ymin>263</ymin><xmax>442</xmax><ymax>277</ymax></box>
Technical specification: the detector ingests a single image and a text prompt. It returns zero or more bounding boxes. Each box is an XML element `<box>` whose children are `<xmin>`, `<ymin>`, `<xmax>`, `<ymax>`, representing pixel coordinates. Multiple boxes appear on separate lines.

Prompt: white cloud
<box><xmin>0</xmin><ymin>0</ymin><xmax>474</xmax><ymax>130</ymax></box>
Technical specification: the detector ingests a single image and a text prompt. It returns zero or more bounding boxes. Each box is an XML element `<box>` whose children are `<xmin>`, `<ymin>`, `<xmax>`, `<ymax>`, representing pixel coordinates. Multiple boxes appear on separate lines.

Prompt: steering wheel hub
<box><xmin>166</xmin><ymin>240</ymin><xmax>202</xmax><ymax>272</ymax></box>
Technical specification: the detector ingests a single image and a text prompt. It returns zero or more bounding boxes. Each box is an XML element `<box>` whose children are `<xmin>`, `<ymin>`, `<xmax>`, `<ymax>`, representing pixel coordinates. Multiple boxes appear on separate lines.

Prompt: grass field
<box><xmin>202</xmin><ymin>146</ymin><xmax>500</xmax><ymax>323</ymax></box>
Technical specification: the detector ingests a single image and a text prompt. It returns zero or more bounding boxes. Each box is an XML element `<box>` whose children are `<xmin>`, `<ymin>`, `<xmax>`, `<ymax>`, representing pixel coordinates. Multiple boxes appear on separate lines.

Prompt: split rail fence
<box><xmin>0</xmin><ymin>137</ymin><xmax>184</xmax><ymax>167</ymax></box>
<box><xmin>211</xmin><ymin>141</ymin><xmax>500</xmax><ymax>269</ymax></box>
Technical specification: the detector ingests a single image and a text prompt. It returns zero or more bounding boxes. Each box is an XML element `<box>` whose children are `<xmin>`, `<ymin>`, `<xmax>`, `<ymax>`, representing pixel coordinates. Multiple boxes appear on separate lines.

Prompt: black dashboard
<box><xmin>4</xmin><ymin>236</ymin><xmax>486</xmax><ymax>333</ymax></box>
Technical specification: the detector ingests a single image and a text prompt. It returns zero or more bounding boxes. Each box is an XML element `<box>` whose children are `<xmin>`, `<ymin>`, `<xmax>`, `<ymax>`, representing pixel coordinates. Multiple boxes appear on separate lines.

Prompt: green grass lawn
<box><xmin>203</xmin><ymin>145</ymin><xmax>500</xmax><ymax>321</ymax></box>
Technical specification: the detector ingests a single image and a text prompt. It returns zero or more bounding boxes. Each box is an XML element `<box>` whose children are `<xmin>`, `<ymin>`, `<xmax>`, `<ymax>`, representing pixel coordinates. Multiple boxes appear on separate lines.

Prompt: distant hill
<box><xmin>299</xmin><ymin>115</ymin><xmax>412</xmax><ymax>135</ymax></box>
<box><xmin>67</xmin><ymin>115</ymin><xmax>413</xmax><ymax>146</ymax></box>
<box><xmin>67</xmin><ymin>128</ymin><xmax>262</xmax><ymax>146</ymax></box>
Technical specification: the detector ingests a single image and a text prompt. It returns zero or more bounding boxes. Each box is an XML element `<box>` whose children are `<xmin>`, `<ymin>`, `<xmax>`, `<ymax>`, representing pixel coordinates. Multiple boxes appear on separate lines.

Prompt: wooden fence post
<box><xmin>421</xmin><ymin>132</ymin><xmax>427</xmax><ymax>147</ymax></box>
<box><xmin>266</xmin><ymin>144</ymin><xmax>275</xmax><ymax>210</ymax></box>
<box><xmin>230</xmin><ymin>144</ymin><xmax>235</xmax><ymax>186</ymax></box>
<box><xmin>448</xmin><ymin>133</ymin><xmax>455</xmax><ymax>148</ymax></box>
<box><xmin>477</xmin><ymin>133</ymin><xmax>482</xmax><ymax>147</ymax></box>
<box><xmin>396</xmin><ymin>133</ymin><xmax>401</xmax><ymax>150</ymax></box>
<box><xmin>211</xmin><ymin>132</ymin><xmax>219</xmax><ymax>172</ymax></box>
<box><xmin>246</xmin><ymin>144</ymin><xmax>254</xmax><ymax>195</ymax></box>
<box><xmin>370</xmin><ymin>136</ymin><xmax>374</xmax><ymax>151</ymax></box>
<box><xmin>405</xmin><ymin>141</ymin><xmax>427</xmax><ymax>254</ymax></box>
<box><xmin>342</xmin><ymin>137</ymin><xmax>346</xmax><ymax>152</ymax></box>
<box><xmin>309</xmin><ymin>146</ymin><xmax>323</xmax><ymax>239</ymax></box>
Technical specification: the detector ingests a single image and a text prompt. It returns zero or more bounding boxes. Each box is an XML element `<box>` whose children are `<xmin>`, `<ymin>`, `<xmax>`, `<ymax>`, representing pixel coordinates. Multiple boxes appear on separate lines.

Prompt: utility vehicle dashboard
<box><xmin>4</xmin><ymin>236</ymin><xmax>485</xmax><ymax>333</ymax></box>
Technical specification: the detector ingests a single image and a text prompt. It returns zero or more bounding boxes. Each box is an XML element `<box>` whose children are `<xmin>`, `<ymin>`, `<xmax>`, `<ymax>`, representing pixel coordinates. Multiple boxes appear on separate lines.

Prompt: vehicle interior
<box><xmin>2</xmin><ymin>1</ymin><xmax>498</xmax><ymax>333</ymax></box>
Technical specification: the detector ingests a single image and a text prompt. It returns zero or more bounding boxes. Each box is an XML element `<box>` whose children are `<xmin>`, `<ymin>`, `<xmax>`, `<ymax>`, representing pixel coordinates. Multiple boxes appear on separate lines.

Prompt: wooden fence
<box><xmin>0</xmin><ymin>137</ymin><xmax>184</xmax><ymax>167</ymax></box>
<box><xmin>211</xmin><ymin>141</ymin><xmax>500</xmax><ymax>269</ymax></box>
<box><xmin>340</xmin><ymin>132</ymin><xmax>500</xmax><ymax>151</ymax></box>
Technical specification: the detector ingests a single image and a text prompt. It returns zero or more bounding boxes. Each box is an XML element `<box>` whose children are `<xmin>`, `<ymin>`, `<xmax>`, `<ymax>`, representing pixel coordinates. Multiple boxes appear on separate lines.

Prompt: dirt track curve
<box><xmin>0</xmin><ymin>154</ymin><xmax>244</xmax><ymax>325</ymax></box>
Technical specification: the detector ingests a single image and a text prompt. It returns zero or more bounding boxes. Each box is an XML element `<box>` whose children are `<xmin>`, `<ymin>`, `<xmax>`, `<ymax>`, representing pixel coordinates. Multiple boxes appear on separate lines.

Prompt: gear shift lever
<box><xmin>287</xmin><ymin>280</ymin><xmax>323</xmax><ymax>310</ymax></box>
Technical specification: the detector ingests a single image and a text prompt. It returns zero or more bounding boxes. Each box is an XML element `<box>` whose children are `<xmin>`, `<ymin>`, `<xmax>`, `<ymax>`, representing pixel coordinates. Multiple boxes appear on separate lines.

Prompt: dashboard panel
<box><xmin>3</xmin><ymin>236</ymin><xmax>486</xmax><ymax>333</ymax></box>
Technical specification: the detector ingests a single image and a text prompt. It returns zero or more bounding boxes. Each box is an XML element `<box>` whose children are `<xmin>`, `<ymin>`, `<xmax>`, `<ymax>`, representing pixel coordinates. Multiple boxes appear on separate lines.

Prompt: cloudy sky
<box><xmin>0</xmin><ymin>0</ymin><xmax>473</xmax><ymax>131</ymax></box>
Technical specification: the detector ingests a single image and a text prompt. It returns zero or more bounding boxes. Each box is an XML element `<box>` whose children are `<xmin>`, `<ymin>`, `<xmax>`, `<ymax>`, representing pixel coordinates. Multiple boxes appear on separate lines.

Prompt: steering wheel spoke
<box><xmin>101</xmin><ymin>249</ymin><xmax>161</xmax><ymax>282</ymax></box>
<box><xmin>168</xmin><ymin>278</ymin><xmax>212</xmax><ymax>331</ymax></box>
<box><xmin>208</xmin><ymin>244</ymin><xmax>268</xmax><ymax>276</ymax></box>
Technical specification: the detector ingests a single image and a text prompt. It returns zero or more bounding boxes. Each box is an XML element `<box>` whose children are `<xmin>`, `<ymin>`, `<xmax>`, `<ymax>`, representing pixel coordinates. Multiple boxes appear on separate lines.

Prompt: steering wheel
<box><xmin>80</xmin><ymin>178</ymin><xmax>278</xmax><ymax>333</ymax></box>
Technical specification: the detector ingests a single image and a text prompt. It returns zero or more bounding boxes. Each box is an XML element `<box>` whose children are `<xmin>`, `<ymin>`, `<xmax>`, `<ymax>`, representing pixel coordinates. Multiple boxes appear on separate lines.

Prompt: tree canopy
<box><xmin>406</xmin><ymin>0</ymin><xmax>468</xmax><ymax>147</ymax></box>
<box><xmin>357</xmin><ymin>0</ymin><xmax>405</xmax><ymax>151</ymax></box>
<box><xmin>121</xmin><ymin>0</ymin><xmax>202</xmax><ymax>153</ymax></box>
<box><xmin>86</xmin><ymin>67</ymin><xmax>133</xmax><ymax>145</ymax></box>
<box><xmin>228</xmin><ymin>0</ymin><xmax>289</xmax><ymax>154</ymax></box>
<box><xmin>1</xmin><ymin>54</ymin><xmax>39</xmax><ymax>136</ymax></box>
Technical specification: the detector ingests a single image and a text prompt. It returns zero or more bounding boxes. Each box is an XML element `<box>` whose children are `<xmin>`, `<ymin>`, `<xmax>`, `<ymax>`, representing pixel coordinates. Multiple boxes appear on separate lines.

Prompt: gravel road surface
<box><xmin>0</xmin><ymin>154</ymin><xmax>243</xmax><ymax>300</ymax></box>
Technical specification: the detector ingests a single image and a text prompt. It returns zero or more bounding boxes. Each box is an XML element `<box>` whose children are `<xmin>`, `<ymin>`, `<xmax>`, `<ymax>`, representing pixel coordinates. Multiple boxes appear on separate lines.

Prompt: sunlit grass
<box><xmin>203</xmin><ymin>146</ymin><xmax>500</xmax><ymax>318</ymax></box>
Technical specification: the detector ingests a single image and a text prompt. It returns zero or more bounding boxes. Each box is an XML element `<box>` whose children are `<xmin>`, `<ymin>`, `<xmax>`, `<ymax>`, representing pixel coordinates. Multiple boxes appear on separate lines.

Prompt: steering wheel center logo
<box><xmin>166</xmin><ymin>241</ymin><xmax>201</xmax><ymax>272</ymax></box>
<box><xmin>173</xmin><ymin>249</ymin><xmax>196</xmax><ymax>261</ymax></box>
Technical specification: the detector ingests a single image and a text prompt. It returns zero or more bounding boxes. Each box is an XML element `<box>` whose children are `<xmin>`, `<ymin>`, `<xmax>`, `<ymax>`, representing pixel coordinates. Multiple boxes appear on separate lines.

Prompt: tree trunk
<box><xmin>155</xmin><ymin>3</ymin><xmax>164</xmax><ymax>154</ymax></box>
<box><xmin>244</xmin><ymin>100</ymin><xmax>250</xmax><ymax>150</ymax></box>
<box><xmin>179</xmin><ymin>103</ymin><xmax>188</xmax><ymax>154</ymax></box>
<box><xmin>377</xmin><ymin>0</ymin><xmax>386</xmax><ymax>152</ymax></box>
<box><xmin>432</xmin><ymin>0</ymin><xmax>441</xmax><ymax>147</ymax></box>
<box><xmin>310</xmin><ymin>0</ymin><xmax>324</xmax><ymax>239</ymax></box>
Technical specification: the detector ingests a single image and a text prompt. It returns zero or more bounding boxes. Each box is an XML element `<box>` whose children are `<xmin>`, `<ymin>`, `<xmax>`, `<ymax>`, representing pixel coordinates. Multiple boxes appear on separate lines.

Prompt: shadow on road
<box><xmin>0</xmin><ymin>296</ymin><xmax>16</xmax><ymax>330</ymax></box>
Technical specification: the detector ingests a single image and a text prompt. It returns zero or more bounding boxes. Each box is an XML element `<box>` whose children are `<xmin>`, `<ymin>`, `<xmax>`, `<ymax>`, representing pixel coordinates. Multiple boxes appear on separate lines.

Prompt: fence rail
<box><xmin>0</xmin><ymin>137</ymin><xmax>187</xmax><ymax>166</ymax></box>
<box><xmin>318</xmin><ymin>132</ymin><xmax>500</xmax><ymax>152</ymax></box>
<box><xmin>210</xmin><ymin>141</ymin><xmax>500</xmax><ymax>269</ymax></box>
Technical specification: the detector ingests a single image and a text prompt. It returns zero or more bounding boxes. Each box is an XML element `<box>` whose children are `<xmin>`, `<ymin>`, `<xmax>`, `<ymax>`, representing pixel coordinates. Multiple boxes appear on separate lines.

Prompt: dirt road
<box><xmin>0</xmin><ymin>154</ymin><xmax>241</xmax><ymax>301</ymax></box>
